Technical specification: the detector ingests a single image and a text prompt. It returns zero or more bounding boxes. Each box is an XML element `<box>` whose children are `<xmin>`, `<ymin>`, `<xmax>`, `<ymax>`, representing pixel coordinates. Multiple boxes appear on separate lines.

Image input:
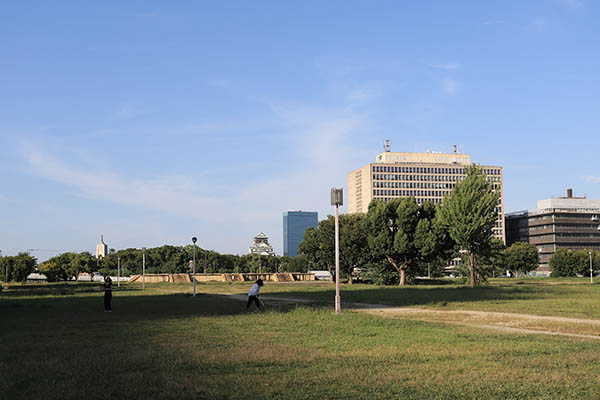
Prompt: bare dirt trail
<box><xmin>356</xmin><ymin>307</ymin><xmax>600</xmax><ymax>340</ymax></box>
<box><xmin>222</xmin><ymin>293</ymin><xmax>600</xmax><ymax>340</ymax></box>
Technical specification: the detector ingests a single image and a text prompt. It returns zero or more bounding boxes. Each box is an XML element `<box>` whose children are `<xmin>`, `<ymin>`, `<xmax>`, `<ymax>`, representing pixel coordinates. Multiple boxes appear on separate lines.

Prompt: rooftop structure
<box><xmin>248</xmin><ymin>232</ymin><xmax>275</xmax><ymax>256</ymax></box>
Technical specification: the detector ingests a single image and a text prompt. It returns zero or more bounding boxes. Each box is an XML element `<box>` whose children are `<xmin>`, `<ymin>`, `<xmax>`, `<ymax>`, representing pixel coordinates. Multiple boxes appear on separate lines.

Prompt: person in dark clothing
<box><xmin>246</xmin><ymin>278</ymin><xmax>264</xmax><ymax>310</ymax></box>
<box><xmin>103</xmin><ymin>276</ymin><xmax>112</xmax><ymax>312</ymax></box>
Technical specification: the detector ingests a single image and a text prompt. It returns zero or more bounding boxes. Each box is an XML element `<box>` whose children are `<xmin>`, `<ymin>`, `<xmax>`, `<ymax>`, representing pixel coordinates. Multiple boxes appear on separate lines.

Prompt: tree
<box><xmin>550</xmin><ymin>249</ymin><xmax>591</xmax><ymax>277</ymax></box>
<box><xmin>437</xmin><ymin>165</ymin><xmax>500</xmax><ymax>287</ymax></box>
<box><xmin>67</xmin><ymin>252</ymin><xmax>93</xmax><ymax>280</ymax></box>
<box><xmin>38</xmin><ymin>261</ymin><xmax>68</xmax><ymax>282</ymax></box>
<box><xmin>502</xmin><ymin>242</ymin><xmax>539</xmax><ymax>278</ymax></box>
<box><xmin>298</xmin><ymin>217</ymin><xmax>336</xmax><ymax>283</ymax></box>
<box><xmin>366</xmin><ymin>197</ymin><xmax>443</xmax><ymax>285</ymax></box>
<box><xmin>339</xmin><ymin>213</ymin><xmax>369</xmax><ymax>284</ymax></box>
<box><xmin>10</xmin><ymin>252</ymin><xmax>37</xmax><ymax>282</ymax></box>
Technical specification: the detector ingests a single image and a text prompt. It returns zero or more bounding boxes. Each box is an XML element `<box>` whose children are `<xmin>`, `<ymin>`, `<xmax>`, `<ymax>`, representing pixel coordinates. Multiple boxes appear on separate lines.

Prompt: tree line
<box><xmin>1</xmin><ymin>245</ymin><xmax>310</xmax><ymax>283</ymax></box>
<box><xmin>298</xmin><ymin>165</ymin><xmax>552</xmax><ymax>286</ymax></box>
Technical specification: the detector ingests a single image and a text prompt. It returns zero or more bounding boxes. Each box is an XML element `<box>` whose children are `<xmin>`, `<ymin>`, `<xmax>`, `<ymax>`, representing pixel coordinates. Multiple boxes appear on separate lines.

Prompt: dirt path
<box><xmin>221</xmin><ymin>293</ymin><xmax>600</xmax><ymax>339</ymax></box>
<box><xmin>357</xmin><ymin>307</ymin><xmax>600</xmax><ymax>340</ymax></box>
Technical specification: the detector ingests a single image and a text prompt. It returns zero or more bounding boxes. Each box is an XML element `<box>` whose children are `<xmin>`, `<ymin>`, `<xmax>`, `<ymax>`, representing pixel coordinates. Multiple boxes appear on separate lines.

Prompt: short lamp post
<box><xmin>117</xmin><ymin>256</ymin><xmax>121</xmax><ymax>288</ymax></box>
<box><xmin>589</xmin><ymin>250</ymin><xmax>594</xmax><ymax>284</ymax></box>
<box><xmin>142</xmin><ymin>247</ymin><xmax>146</xmax><ymax>290</ymax></box>
<box><xmin>192</xmin><ymin>237</ymin><xmax>197</xmax><ymax>296</ymax></box>
<box><xmin>331</xmin><ymin>188</ymin><xmax>343</xmax><ymax>314</ymax></box>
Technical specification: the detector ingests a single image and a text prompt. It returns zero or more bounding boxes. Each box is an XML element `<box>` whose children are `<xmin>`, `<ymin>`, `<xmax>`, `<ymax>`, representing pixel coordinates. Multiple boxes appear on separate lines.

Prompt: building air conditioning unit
<box><xmin>592</xmin><ymin>216</ymin><xmax>598</xmax><ymax>221</ymax></box>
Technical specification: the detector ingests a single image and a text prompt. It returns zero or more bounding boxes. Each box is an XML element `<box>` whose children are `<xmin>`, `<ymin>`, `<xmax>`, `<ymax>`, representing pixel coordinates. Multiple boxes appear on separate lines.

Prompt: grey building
<box><xmin>506</xmin><ymin>189</ymin><xmax>600</xmax><ymax>275</ymax></box>
<box><xmin>283</xmin><ymin>211</ymin><xmax>318</xmax><ymax>257</ymax></box>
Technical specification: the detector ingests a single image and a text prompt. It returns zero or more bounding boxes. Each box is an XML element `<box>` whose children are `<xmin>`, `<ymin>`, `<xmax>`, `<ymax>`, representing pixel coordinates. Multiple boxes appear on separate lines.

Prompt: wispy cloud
<box><xmin>115</xmin><ymin>103</ymin><xmax>153</xmax><ymax>120</ymax></box>
<box><xmin>429</xmin><ymin>61</ymin><xmax>460</xmax><ymax>70</ymax></box>
<box><xmin>206</xmin><ymin>78</ymin><xmax>233</xmax><ymax>89</ymax></box>
<box><xmin>442</xmin><ymin>78</ymin><xmax>462</xmax><ymax>95</ymax></box>
<box><xmin>584</xmin><ymin>175</ymin><xmax>600</xmax><ymax>184</ymax></box>
<box><xmin>481</xmin><ymin>20</ymin><xmax>504</xmax><ymax>26</ymax></box>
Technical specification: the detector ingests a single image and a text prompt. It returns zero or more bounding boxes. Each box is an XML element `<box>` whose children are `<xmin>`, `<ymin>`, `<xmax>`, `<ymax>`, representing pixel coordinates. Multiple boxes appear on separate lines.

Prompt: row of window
<box><xmin>372</xmin><ymin>165</ymin><xmax>501</xmax><ymax>175</ymax></box>
<box><xmin>373</xmin><ymin>189</ymin><xmax>450</xmax><ymax>197</ymax></box>
<box><xmin>372</xmin><ymin>173</ymin><xmax>502</xmax><ymax>183</ymax></box>
<box><xmin>373</xmin><ymin>181</ymin><xmax>455</xmax><ymax>189</ymax></box>
<box><xmin>374</xmin><ymin>196</ymin><xmax>445</xmax><ymax>204</ymax></box>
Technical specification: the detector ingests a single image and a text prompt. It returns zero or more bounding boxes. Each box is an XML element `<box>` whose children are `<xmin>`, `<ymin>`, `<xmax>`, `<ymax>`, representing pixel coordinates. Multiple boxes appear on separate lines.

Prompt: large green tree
<box><xmin>366</xmin><ymin>197</ymin><xmax>446</xmax><ymax>285</ymax></box>
<box><xmin>502</xmin><ymin>242</ymin><xmax>539</xmax><ymax>278</ymax></box>
<box><xmin>437</xmin><ymin>165</ymin><xmax>500</xmax><ymax>287</ymax></box>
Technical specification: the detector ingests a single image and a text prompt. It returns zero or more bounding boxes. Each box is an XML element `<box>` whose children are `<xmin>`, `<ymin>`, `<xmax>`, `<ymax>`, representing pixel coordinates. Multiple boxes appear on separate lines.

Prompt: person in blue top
<box><xmin>246</xmin><ymin>278</ymin><xmax>263</xmax><ymax>310</ymax></box>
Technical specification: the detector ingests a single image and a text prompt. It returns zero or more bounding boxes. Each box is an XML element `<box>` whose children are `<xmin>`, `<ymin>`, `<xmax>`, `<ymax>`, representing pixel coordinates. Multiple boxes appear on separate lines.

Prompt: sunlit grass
<box><xmin>2</xmin><ymin>281</ymin><xmax>600</xmax><ymax>399</ymax></box>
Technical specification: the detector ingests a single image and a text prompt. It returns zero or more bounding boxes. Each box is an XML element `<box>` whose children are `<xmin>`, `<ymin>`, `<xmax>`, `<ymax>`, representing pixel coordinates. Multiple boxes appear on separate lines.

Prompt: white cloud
<box><xmin>429</xmin><ymin>61</ymin><xmax>460</xmax><ymax>70</ymax></box>
<box><xmin>442</xmin><ymin>78</ymin><xmax>462</xmax><ymax>95</ymax></box>
<box><xmin>19</xmin><ymin>100</ymin><xmax>370</xmax><ymax>254</ymax></box>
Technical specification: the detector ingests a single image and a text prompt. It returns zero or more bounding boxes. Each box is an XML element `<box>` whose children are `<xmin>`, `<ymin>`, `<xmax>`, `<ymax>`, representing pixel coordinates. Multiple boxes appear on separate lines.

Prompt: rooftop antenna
<box><xmin>384</xmin><ymin>139</ymin><xmax>392</xmax><ymax>152</ymax></box>
<box><xmin>460</xmin><ymin>144</ymin><xmax>463</xmax><ymax>154</ymax></box>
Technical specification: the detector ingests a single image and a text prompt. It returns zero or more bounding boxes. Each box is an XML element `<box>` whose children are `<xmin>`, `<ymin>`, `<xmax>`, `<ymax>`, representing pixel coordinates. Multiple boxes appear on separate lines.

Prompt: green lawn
<box><xmin>2</xmin><ymin>281</ymin><xmax>600</xmax><ymax>399</ymax></box>
<box><xmin>200</xmin><ymin>278</ymin><xmax>600</xmax><ymax>319</ymax></box>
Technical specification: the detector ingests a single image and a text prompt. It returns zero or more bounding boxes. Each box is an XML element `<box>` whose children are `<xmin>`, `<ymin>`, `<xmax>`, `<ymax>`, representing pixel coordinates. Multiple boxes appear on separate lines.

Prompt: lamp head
<box><xmin>192</xmin><ymin>237</ymin><xmax>197</xmax><ymax>244</ymax></box>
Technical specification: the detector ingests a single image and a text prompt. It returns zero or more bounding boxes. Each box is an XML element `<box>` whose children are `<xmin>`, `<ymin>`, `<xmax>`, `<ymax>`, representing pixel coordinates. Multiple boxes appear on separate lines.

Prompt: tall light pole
<box><xmin>589</xmin><ymin>250</ymin><xmax>594</xmax><ymax>284</ymax></box>
<box><xmin>117</xmin><ymin>256</ymin><xmax>121</xmax><ymax>288</ymax></box>
<box><xmin>204</xmin><ymin>248</ymin><xmax>207</xmax><ymax>274</ymax></box>
<box><xmin>192</xmin><ymin>237</ymin><xmax>197</xmax><ymax>296</ymax></box>
<box><xmin>331</xmin><ymin>188</ymin><xmax>343</xmax><ymax>314</ymax></box>
<box><xmin>142</xmin><ymin>247</ymin><xmax>146</xmax><ymax>290</ymax></box>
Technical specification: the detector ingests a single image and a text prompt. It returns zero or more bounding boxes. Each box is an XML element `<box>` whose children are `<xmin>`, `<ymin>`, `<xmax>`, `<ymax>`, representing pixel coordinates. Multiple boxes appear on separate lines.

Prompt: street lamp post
<box><xmin>192</xmin><ymin>237</ymin><xmax>197</xmax><ymax>296</ymax></box>
<box><xmin>142</xmin><ymin>247</ymin><xmax>146</xmax><ymax>290</ymax></box>
<box><xmin>331</xmin><ymin>188</ymin><xmax>343</xmax><ymax>314</ymax></box>
<box><xmin>204</xmin><ymin>248</ymin><xmax>207</xmax><ymax>274</ymax></box>
<box><xmin>117</xmin><ymin>256</ymin><xmax>121</xmax><ymax>288</ymax></box>
<box><xmin>589</xmin><ymin>250</ymin><xmax>594</xmax><ymax>284</ymax></box>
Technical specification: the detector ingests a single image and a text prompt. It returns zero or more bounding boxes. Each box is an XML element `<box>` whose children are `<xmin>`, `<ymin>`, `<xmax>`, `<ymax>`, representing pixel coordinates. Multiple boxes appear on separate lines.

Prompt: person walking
<box><xmin>103</xmin><ymin>276</ymin><xmax>113</xmax><ymax>312</ymax></box>
<box><xmin>246</xmin><ymin>278</ymin><xmax>263</xmax><ymax>310</ymax></box>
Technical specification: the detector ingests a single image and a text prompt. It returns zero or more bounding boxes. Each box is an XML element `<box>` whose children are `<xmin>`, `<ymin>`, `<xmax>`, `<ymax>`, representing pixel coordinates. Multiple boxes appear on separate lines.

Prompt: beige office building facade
<box><xmin>348</xmin><ymin>150</ymin><xmax>505</xmax><ymax>241</ymax></box>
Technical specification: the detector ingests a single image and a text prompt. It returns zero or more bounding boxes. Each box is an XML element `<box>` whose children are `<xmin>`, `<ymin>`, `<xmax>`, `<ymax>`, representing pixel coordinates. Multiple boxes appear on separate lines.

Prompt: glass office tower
<box><xmin>283</xmin><ymin>211</ymin><xmax>318</xmax><ymax>257</ymax></box>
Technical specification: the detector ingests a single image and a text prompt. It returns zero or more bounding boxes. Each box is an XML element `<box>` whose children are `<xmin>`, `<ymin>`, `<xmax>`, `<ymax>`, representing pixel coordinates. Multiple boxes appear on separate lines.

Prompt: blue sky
<box><xmin>1</xmin><ymin>1</ymin><xmax>599</xmax><ymax>260</ymax></box>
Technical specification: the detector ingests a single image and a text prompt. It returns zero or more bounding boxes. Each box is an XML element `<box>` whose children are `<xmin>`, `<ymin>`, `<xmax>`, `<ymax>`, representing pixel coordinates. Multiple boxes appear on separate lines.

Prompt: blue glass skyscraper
<box><xmin>283</xmin><ymin>211</ymin><xmax>318</xmax><ymax>257</ymax></box>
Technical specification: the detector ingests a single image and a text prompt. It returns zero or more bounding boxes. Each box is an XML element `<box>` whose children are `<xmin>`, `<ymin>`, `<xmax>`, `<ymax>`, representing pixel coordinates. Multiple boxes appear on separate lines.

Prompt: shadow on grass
<box><xmin>0</xmin><ymin>287</ymin><xmax>317</xmax><ymax>323</ymax></box>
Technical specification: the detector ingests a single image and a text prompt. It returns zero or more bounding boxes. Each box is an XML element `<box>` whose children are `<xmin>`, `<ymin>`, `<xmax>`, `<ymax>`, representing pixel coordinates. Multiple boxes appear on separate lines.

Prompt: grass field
<box><xmin>2</xmin><ymin>280</ymin><xmax>600</xmax><ymax>399</ymax></box>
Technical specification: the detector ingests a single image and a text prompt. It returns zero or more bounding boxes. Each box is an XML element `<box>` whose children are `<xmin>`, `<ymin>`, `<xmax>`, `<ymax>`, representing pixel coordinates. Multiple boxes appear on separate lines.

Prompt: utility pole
<box><xmin>142</xmin><ymin>247</ymin><xmax>146</xmax><ymax>290</ymax></box>
<box><xmin>331</xmin><ymin>188</ymin><xmax>343</xmax><ymax>314</ymax></box>
<box><xmin>192</xmin><ymin>237</ymin><xmax>197</xmax><ymax>296</ymax></box>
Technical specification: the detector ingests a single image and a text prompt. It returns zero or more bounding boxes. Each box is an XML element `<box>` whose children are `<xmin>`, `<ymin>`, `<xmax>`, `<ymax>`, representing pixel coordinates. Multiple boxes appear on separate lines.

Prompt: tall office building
<box><xmin>506</xmin><ymin>189</ymin><xmax>600</xmax><ymax>275</ymax></box>
<box><xmin>347</xmin><ymin>146</ymin><xmax>505</xmax><ymax>241</ymax></box>
<box><xmin>95</xmin><ymin>235</ymin><xmax>108</xmax><ymax>259</ymax></box>
<box><xmin>283</xmin><ymin>211</ymin><xmax>318</xmax><ymax>257</ymax></box>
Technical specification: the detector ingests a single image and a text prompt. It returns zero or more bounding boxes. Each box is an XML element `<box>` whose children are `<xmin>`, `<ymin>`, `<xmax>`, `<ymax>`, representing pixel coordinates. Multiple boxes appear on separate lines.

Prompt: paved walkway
<box><xmin>222</xmin><ymin>293</ymin><xmax>600</xmax><ymax>340</ymax></box>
